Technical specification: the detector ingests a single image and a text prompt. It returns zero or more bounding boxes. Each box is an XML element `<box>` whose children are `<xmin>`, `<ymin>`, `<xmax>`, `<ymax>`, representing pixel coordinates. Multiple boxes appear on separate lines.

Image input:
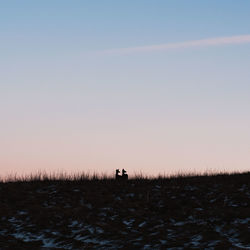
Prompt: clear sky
<box><xmin>1</xmin><ymin>1</ymin><xmax>250</xmax><ymax>177</ymax></box>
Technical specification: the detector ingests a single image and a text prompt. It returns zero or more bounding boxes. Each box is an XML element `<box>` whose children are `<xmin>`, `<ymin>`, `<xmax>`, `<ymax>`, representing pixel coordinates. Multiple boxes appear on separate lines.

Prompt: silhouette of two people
<box><xmin>116</xmin><ymin>169</ymin><xmax>128</xmax><ymax>181</ymax></box>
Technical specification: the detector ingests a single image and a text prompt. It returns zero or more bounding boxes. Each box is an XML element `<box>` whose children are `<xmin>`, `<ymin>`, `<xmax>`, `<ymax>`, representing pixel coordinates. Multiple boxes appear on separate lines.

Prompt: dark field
<box><xmin>1</xmin><ymin>172</ymin><xmax>250</xmax><ymax>249</ymax></box>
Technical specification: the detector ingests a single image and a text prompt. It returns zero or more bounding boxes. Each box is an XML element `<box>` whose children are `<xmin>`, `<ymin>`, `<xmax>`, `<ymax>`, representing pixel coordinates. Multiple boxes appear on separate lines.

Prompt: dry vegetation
<box><xmin>1</xmin><ymin>171</ymin><xmax>250</xmax><ymax>249</ymax></box>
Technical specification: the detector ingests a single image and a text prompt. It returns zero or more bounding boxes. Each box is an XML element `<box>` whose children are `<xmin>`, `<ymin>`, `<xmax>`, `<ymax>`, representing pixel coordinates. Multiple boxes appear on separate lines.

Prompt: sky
<box><xmin>1</xmin><ymin>1</ymin><xmax>250</xmax><ymax>177</ymax></box>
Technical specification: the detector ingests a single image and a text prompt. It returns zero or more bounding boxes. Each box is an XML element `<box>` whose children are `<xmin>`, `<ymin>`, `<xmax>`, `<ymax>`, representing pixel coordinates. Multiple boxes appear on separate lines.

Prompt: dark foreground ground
<box><xmin>1</xmin><ymin>172</ymin><xmax>250</xmax><ymax>249</ymax></box>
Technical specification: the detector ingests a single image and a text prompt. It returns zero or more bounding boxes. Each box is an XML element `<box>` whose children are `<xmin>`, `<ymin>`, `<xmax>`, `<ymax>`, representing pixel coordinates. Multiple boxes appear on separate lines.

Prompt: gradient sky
<box><xmin>1</xmin><ymin>1</ymin><xmax>250</xmax><ymax>177</ymax></box>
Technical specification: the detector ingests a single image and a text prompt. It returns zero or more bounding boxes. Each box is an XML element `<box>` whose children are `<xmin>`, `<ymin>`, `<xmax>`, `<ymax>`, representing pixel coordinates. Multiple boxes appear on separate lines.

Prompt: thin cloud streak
<box><xmin>102</xmin><ymin>35</ymin><xmax>250</xmax><ymax>55</ymax></box>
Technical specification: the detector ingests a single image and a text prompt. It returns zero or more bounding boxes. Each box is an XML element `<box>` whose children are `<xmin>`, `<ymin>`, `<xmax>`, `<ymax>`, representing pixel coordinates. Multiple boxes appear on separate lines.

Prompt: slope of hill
<box><xmin>1</xmin><ymin>172</ymin><xmax>250</xmax><ymax>249</ymax></box>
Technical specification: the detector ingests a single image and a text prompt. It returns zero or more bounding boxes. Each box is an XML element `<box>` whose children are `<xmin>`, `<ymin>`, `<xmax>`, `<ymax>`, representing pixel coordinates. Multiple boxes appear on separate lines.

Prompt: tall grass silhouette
<box><xmin>1</xmin><ymin>169</ymin><xmax>249</xmax><ymax>183</ymax></box>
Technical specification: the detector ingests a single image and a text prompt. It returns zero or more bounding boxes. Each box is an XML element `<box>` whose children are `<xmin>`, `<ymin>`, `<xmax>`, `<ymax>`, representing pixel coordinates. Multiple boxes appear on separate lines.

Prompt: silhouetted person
<box><xmin>122</xmin><ymin>169</ymin><xmax>128</xmax><ymax>180</ymax></box>
<box><xmin>115</xmin><ymin>169</ymin><xmax>122</xmax><ymax>180</ymax></box>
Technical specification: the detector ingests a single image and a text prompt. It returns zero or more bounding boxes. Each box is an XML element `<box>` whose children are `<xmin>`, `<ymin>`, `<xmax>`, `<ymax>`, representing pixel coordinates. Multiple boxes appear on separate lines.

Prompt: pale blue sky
<box><xmin>1</xmin><ymin>1</ymin><xmax>250</xmax><ymax>176</ymax></box>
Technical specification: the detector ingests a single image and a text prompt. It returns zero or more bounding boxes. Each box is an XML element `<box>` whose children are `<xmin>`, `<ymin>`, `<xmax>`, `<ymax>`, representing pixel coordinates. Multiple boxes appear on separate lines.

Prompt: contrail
<box><xmin>102</xmin><ymin>35</ymin><xmax>250</xmax><ymax>55</ymax></box>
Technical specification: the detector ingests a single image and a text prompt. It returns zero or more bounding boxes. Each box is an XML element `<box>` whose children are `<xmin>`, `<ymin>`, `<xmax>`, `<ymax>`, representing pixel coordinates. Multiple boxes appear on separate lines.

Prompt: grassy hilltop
<box><xmin>1</xmin><ymin>171</ymin><xmax>250</xmax><ymax>249</ymax></box>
